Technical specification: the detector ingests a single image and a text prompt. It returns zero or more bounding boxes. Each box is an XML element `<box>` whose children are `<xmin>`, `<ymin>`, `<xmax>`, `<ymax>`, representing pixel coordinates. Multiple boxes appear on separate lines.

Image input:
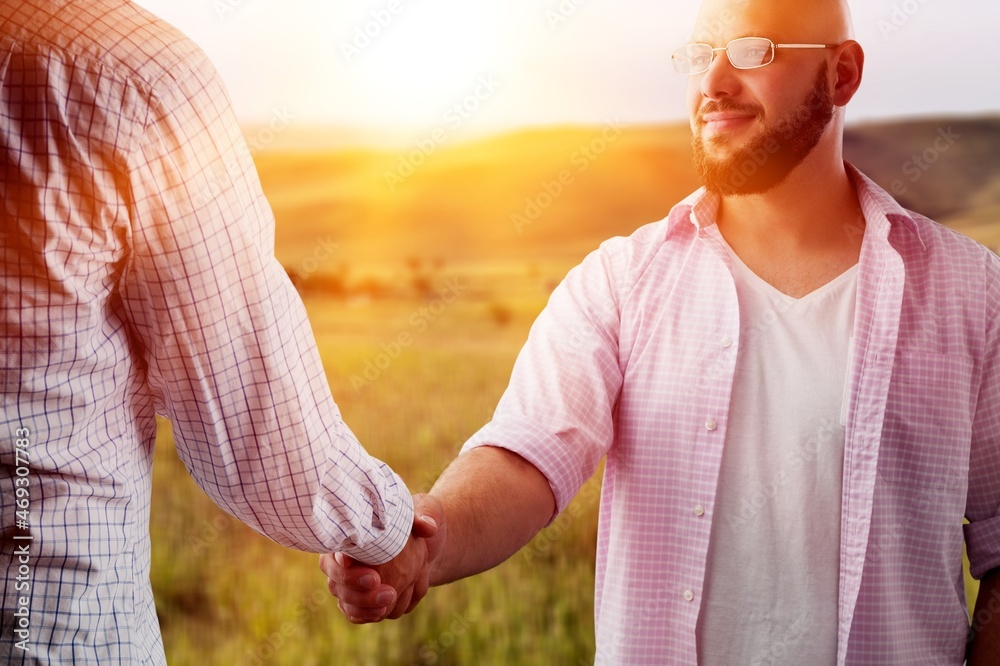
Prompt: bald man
<box><xmin>322</xmin><ymin>0</ymin><xmax>1000</xmax><ymax>663</ymax></box>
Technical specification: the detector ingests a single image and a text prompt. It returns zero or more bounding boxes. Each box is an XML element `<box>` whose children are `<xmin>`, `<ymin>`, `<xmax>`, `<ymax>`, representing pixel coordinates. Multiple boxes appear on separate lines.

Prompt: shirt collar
<box><xmin>665</xmin><ymin>188</ymin><xmax>717</xmax><ymax>232</ymax></box>
<box><xmin>845</xmin><ymin>162</ymin><xmax>927</xmax><ymax>251</ymax></box>
<box><xmin>666</xmin><ymin>162</ymin><xmax>927</xmax><ymax>252</ymax></box>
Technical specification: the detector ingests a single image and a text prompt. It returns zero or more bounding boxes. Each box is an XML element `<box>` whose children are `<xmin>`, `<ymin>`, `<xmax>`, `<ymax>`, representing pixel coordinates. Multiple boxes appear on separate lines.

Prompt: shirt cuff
<box><xmin>965</xmin><ymin>514</ymin><xmax>1000</xmax><ymax>579</ymax></box>
<box><xmin>462</xmin><ymin>417</ymin><xmax>601</xmax><ymax>523</ymax></box>
<box><xmin>337</xmin><ymin>469</ymin><xmax>415</xmax><ymax>566</ymax></box>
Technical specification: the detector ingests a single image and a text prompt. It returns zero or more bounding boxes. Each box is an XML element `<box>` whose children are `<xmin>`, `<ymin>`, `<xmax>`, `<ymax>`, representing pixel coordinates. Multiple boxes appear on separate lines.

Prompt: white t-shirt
<box><xmin>696</xmin><ymin>245</ymin><xmax>858</xmax><ymax>665</ymax></box>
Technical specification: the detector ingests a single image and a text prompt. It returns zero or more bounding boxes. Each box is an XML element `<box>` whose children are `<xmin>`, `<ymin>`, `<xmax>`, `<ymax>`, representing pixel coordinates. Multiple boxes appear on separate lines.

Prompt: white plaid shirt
<box><xmin>465</xmin><ymin>165</ymin><xmax>1000</xmax><ymax>664</ymax></box>
<box><xmin>0</xmin><ymin>1</ymin><xmax>413</xmax><ymax>662</ymax></box>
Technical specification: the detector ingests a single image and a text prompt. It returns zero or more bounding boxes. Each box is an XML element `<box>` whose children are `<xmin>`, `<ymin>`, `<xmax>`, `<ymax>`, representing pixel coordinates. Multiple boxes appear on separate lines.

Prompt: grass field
<box><xmin>150</xmin><ymin>119</ymin><xmax>996</xmax><ymax>664</ymax></box>
<box><xmin>151</xmin><ymin>279</ymin><xmax>610</xmax><ymax>666</ymax></box>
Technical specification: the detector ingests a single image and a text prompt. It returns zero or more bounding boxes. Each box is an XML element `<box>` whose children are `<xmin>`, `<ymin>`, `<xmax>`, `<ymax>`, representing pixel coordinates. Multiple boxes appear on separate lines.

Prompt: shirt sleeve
<box><xmin>117</xmin><ymin>54</ymin><xmax>412</xmax><ymax>564</ymax></box>
<box><xmin>965</xmin><ymin>248</ymin><xmax>1000</xmax><ymax>579</ymax></box>
<box><xmin>462</xmin><ymin>237</ymin><xmax>632</xmax><ymax>519</ymax></box>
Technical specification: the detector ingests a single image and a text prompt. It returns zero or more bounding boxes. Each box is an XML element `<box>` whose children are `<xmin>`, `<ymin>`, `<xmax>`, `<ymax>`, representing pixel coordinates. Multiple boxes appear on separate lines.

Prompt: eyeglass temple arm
<box><xmin>774</xmin><ymin>43</ymin><xmax>839</xmax><ymax>49</ymax></box>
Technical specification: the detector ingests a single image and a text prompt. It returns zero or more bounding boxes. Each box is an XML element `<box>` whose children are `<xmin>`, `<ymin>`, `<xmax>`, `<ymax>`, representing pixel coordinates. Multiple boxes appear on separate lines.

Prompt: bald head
<box><xmin>692</xmin><ymin>0</ymin><xmax>854</xmax><ymax>45</ymax></box>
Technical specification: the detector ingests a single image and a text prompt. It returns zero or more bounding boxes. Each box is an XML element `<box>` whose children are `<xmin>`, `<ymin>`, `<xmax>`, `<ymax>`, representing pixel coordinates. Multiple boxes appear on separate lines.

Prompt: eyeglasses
<box><xmin>672</xmin><ymin>37</ymin><xmax>838</xmax><ymax>75</ymax></box>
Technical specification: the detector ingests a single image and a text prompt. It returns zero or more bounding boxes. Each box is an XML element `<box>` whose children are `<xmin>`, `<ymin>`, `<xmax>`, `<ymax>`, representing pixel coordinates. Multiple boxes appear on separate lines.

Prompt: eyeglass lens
<box><xmin>728</xmin><ymin>38</ymin><xmax>774</xmax><ymax>68</ymax></box>
<box><xmin>672</xmin><ymin>38</ymin><xmax>775</xmax><ymax>74</ymax></box>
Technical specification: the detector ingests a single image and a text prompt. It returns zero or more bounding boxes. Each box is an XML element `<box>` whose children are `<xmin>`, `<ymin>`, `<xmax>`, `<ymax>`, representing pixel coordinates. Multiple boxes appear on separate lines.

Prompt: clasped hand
<box><xmin>320</xmin><ymin>493</ymin><xmax>446</xmax><ymax>623</ymax></box>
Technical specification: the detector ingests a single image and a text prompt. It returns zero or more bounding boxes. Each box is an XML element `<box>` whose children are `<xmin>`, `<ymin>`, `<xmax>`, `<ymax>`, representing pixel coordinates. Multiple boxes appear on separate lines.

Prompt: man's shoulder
<box><xmin>592</xmin><ymin>193</ymin><xmax>701</xmax><ymax>268</ymax></box>
<box><xmin>595</xmin><ymin>219</ymin><xmax>671</xmax><ymax>259</ymax></box>
<box><xmin>900</xmin><ymin>207</ymin><xmax>997</xmax><ymax>269</ymax></box>
<box><xmin>2</xmin><ymin>0</ymin><xmax>209</xmax><ymax>94</ymax></box>
<box><xmin>851</xmin><ymin>163</ymin><xmax>997</xmax><ymax>271</ymax></box>
<box><xmin>893</xmin><ymin>208</ymin><xmax>1000</xmax><ymax>321</ymax></box>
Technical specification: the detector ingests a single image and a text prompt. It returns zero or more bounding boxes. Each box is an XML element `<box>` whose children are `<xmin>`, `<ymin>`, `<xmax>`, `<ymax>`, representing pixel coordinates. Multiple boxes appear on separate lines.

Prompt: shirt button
<box><xmin>683</xmin><ymin>589</ymin><xmax>695</xmax><ymax>602</ymax></box>
<box><xmin>721</xmin><ymin>337</ymin><xmax>733</xmax><ymax>349</ymax></box>
<box><xmin>705</xmin><ymin>419</ymin><xmax>718</xmax><ymax>432</ymax></box>
<box><xmin>693</xmin><ymin>505</ymin><xmax>705</xmax><ymax>517</ymax></box>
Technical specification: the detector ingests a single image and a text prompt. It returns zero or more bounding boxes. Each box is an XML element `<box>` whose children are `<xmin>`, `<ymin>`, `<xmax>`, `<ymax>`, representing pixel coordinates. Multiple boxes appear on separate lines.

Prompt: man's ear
<box><xmin>832</xmin><ymin>40</ymin><xmax>864</xmax><ymax>107</ymax></box>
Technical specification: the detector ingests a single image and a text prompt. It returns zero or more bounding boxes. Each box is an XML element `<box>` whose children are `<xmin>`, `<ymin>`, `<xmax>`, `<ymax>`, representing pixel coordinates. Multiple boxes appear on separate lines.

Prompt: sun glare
<box><xmin>334</xmin><ymin>2</ymin><xmax>506</xmax><ymax>130</ymax></box>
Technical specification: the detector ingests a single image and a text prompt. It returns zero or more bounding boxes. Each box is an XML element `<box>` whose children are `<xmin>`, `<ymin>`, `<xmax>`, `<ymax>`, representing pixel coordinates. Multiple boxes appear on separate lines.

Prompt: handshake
<box><xmin>319</xmin><ymin>494</ymin><xmax>447</xmax><ymax>623</ymax></box>
<box><xmin>319</xmin><ymin>447</ymin><xmax>556</xmax><ymax>624</ymax></box>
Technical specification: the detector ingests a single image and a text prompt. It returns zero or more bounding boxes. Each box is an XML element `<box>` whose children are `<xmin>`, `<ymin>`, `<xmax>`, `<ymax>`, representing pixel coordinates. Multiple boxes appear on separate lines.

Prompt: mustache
<box><xmin>697</xmin><ymin>101</ymin><xmax>764</xmax><ymax>123</ymax></box>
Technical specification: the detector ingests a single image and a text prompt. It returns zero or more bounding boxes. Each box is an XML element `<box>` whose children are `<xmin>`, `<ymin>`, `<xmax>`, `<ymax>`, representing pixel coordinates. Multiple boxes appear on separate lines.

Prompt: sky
<box><xmin>133</xmin><ymin>0</ymin><xmax>1000</xmax><ymax>141</ymax></box>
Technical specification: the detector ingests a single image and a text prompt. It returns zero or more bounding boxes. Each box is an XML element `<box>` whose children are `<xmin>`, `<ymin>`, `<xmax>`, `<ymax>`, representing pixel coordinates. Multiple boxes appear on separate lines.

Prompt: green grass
<box><xmin>151</xmin><ymin>285</ymin><xmax>980</xmax><ymax>664</ymax></box>
<box><xmin>151</xmin><ymin>285</ymin><xmax>602</xmax><ymax>665</ymax></box>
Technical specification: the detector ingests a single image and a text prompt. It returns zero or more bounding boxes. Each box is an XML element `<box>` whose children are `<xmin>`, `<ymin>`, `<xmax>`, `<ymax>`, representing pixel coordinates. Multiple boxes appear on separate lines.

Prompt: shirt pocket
<box><xmin>876</xmin><ymin>351</ymin><xmax>974</xmax><ymax>489</ymax></box>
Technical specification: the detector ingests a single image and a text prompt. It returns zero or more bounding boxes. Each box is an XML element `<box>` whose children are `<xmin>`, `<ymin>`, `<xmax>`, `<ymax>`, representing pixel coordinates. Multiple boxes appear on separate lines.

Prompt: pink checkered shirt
<box><xmin>465</xmin><ymin>164</ymin><xmax>1000</xmax><ymax>664</ymax></box>
<box><xmin>0</xmin><ymin>1</ymin><xmax>412</xmax><ymax>663</ymax></box>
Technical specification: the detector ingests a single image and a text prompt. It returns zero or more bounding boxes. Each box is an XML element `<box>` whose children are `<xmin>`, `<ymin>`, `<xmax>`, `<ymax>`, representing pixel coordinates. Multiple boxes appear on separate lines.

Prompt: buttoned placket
<box><xmin>686</xmin><ymin>219</ymin><xmax>742</xmax><ymax>622</ymax></box>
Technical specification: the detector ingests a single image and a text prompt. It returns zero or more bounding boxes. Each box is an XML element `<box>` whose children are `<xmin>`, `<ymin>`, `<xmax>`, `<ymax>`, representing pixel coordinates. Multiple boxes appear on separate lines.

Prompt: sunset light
<box><xmin>139</xmin><ymin>0</ymin><xmax>997</xmax><ymax>136</ymax></box>
<box><xmin>333</xmin><ymin>3</ymin><xmax>509</xmax><ymax>129</ymax></box>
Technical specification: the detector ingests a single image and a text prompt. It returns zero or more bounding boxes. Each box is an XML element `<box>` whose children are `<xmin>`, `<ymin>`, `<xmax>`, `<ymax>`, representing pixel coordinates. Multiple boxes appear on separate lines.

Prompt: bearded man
<box><xmin>323</xmin><ymin>0</ymin><xmax>1000</xmax><ymax>663</ymax></box>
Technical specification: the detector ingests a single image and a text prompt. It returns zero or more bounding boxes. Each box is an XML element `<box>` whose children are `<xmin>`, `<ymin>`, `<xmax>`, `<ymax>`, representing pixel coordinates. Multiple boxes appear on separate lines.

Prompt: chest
<box><xmin>611</xmin><ymin>244</ymin><xmax>978</xmax><ymax>479</ymax></box>
<box><xmin>732</xmin><ymin>251</ymin><xmax>861</xmax><ymax>299</ymax></box>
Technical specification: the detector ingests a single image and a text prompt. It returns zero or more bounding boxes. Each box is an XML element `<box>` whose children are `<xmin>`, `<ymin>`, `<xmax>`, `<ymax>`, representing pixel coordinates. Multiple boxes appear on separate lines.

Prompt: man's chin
<box><xmin>694</xmin><ymin>147</ymin><xmax>786</xmax><ymax>196</ymax></box>
<box><xmin>698</xmin><ymin>129</ymin><xmax>733</xmax><ymax>149</ymax></box>
<box><xmin>699</xmin><ymin>117</ymin><xmax>761</xmax><ymax>142</ymax></box>
<box><xmin>697</xmin><ymin>132</ymin><xmax>761</xmax><ymax>165</ymax></box>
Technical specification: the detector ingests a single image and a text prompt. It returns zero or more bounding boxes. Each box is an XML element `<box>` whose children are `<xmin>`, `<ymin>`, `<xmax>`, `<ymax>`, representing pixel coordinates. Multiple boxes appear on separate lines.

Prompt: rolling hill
<box><xmin>253</xmin><ymin>116</ymin><xmax>1000</xmax><ymax>273</ymax></box>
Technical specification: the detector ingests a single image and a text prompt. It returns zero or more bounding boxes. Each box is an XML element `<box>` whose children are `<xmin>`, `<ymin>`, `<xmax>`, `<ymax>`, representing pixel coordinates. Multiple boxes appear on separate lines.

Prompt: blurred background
<box><xmin>132</xmin><ymin>1</ymin><xmax>1000</xmax><ymax>663</ymax></box>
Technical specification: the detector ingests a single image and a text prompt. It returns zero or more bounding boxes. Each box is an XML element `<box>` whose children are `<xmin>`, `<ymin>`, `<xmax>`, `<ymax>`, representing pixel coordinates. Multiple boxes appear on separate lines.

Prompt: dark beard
<box><xmin>692</xmin><ymin>63</ymin><xmax>835</xmax><ymax>196</ymax></box>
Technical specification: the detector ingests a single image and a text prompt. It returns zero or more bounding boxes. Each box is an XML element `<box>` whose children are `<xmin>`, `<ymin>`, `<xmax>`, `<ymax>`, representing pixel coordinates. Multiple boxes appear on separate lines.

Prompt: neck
<box><xmin>716</xmin><ymin>138</ymin><xmax>863</xmax><ymax>251</ymax></box>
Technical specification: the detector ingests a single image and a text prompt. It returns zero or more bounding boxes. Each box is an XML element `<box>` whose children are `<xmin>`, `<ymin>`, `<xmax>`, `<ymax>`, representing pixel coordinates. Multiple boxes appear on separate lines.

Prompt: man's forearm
<box><xmin>428</xmin><ymin>446</ymin><xmax>556</xmax><ymax>586</ymax></box>
<box><xmin>969</xmin><ymin>567</ymin><xmax>1000</xmax><ymax>664</ymax></box>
